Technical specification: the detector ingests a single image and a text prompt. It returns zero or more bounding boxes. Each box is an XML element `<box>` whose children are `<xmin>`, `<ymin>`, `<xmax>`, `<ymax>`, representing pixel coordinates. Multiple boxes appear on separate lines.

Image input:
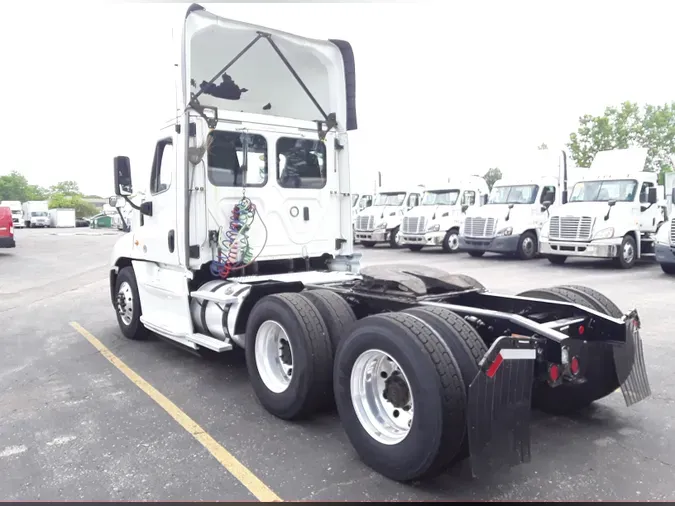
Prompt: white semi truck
<box><xmin>107</xmin><ymin>3</ymin><xmax>650</xmax><ymax>483</ymax></box>
<box><xmin>400</xmin><ymin>176</ymin><xmax>489</xmax><ymax>252</ymax></box>
<box><xmin>22</xmin><ymin>200</ymin><xmax>50</xmax><ymax>228</ymax></box>
<box><xmin>655</xmin><ymin>172</ymin><xmax>675</xmax><ymax>275</ymax></box>
<box><xmin>459</xmin><ymin>150</ymin><xmax>578</xmax><ymax>260</ymax></box>
<box><xmin>353</xmin><ymin>185</ymin><xmax>424</xmax><ymax>248</ymax></box>
<box><xmin>0</xmin><ymin>200</ymin><xmax>23</xmax><ymax>228</ymax></box>
<box><xmin>540</xmin><ymin>148</ymin><xmax>666</xmax><ymax>269</ymax></box>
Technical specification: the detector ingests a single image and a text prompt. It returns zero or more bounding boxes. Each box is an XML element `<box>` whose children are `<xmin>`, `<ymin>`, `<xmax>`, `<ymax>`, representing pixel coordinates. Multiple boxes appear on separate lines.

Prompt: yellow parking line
<box><xmin>70</xmin><ymin>322</ymin><xmax>282</xmax><ymax>502</ymax></box>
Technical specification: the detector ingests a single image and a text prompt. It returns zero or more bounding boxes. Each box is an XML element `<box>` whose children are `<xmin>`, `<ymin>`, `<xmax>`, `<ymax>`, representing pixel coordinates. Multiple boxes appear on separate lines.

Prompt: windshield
<box><xmin>422</xmin><ymin>190</ymin><xmax>460</xmax><ymax>206</ymax></box>
<box><xmin>11</xmin><ymin>210</ymin><xmax>21</xmax><ymax>215</ymax></box>
<box><xmin>351</xmin><ymin>194</ymin><xmax>359</xmax><ymax>207</ymax></box>
<box><xmin>31</xmin><ymin>211</ymin><xmax>48</xmax><ymax>217</ymax></box>
<box><xmin>374</xmin><ymin>192</ymin><xmax>406</xmax><ymax>206</ymax></box>
<box><xmin>569</xmin><ymin>179</ymin><xmax>638</xmax><ymax>202</ymax></box>
<box><xmin>488</xmin><ymin>185</ymin><xmax>539</xmax><ymax>204</ymax></box>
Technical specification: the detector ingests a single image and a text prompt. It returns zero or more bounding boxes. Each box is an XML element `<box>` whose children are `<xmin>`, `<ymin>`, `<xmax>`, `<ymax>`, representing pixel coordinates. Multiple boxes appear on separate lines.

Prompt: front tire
<box><xmin>114</xmin><ymin>266</ymin><xmax>150</xmax><ymax>341</ymax></box>
<box><xmin>334</xmin><ymin>312</ymin><xmax>466</xmax><ymax>482</ymax></box>
<box><xmin>389</xmin><ymin>226</ymin><xmax>401</xmax><ymax>248</ymax></box>
<box><xmin>442</xmin><ymin>228</ymin><xmax>460</xmax><ymax>253</ymax></box>
<box><xmin>613</xmin><ymin>234</ymin><xmax>637</xmax><ymax>269</ymax></box>
<box><xmin>516</xmin><ymin>231</ymin><xmax>538</xmax><ymax>260</ymax></box>
<box><xmin>245</xmin><ymin>293</ymin><xmax>333</xmax><ymax>420</ymax></box>
<box><xmin>661</xmin><ymin>263</ymin><xmax>675</xmax><ymax>275</ymax></box>
<box><xmin>517</xmin><ymin>285</ymin><xmax>622</xmax><ymax>414</ymax></box>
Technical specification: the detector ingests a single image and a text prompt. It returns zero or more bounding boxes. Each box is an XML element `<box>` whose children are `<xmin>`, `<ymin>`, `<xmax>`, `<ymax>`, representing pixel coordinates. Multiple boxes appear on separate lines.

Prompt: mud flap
<box><xmin>613</xmin><ymin>309</ymin><xmax>651</xmax><ymax>406</ymax></box>
<box><xmin>467</xmin><ymin>336</ymin><xmax>537</xmax><ymax>478</ymax></box>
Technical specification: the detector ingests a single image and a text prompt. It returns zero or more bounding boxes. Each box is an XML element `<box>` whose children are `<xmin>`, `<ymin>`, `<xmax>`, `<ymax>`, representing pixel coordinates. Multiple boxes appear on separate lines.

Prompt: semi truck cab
<box><xmin>655</xmin><ymin>172</ymin><xmax>675</xmax><ymax>274</ymax></box>
<box><xmin>400</xmin><ymin>176</ymin><xmax>488</xmax><ymax>252</ymax></box>
<box><xmin>540</xmin><ymin>148</ymin><xmax>665</xmax><ymax>269</ymax></box>
<box><xmin>353</xmin><ymin>185</ymin><xmax>424</xmax><ymax>248</ymax></box>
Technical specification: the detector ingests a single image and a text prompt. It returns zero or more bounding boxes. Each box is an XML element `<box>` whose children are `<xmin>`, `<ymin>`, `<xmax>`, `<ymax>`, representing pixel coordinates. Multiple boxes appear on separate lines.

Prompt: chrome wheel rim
<box><xmin>255</xmin><ymin>320</ymin><xmax>294</xmax><ymax>393</ymax></box>
<box><xmin>116</xmin><ymin>282</ymin><xmax>134</xmax><ymax>326</ymax></box>
<box><xmin>623</xmin><ymin>241</ymin><xmax>635</xmax><ymax>264</ymax></box>
<box><xmin>350</xmin><ymin>349</ymin><xmax>414</xmax><ymax>445</ymax></box>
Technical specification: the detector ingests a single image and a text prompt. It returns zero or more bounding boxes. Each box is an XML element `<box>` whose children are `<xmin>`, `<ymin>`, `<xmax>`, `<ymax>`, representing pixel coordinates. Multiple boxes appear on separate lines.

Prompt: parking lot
<box><xmin>1</xmin><ymin>227</ymin><xmax>674</xmax><ymax>501</ymax></box>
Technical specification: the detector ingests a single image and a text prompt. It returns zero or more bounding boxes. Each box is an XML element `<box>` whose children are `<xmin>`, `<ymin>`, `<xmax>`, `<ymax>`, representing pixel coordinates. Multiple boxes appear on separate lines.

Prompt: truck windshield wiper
<box><xmin>187</xmin><ymin>31</ymin><xmax>337</xmax><ymax>140</ymax></box>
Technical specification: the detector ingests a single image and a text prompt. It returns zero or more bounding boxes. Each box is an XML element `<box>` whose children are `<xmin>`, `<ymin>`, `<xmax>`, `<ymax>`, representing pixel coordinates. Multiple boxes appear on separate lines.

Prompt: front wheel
<box><xmin>613</xmin><ymin>234</ymin><xmax>636</xmax><ymax>269</ymax></box>
<box><xmin>442</xmin><ymin>229</ymin><xmax>460</xmax><ymax>253</ymax></box>
<box><xmin>114</xmin><ymin>267</ymin><xmax>149</xmax><ymax>340</ymax></box>
<box><xmin>516</xmin><ymin>231</ymin><xmax>538</xmax><ymax>260</ymax></box>
<box><xmin>661</xmin><ymin>263</ymin><xmax>675</xmax><ymax>275</ymax></box>
<box><xmin>389</xmin><ymin>227</ymin><xmax>401</xmax><ymax>248</ymax></box>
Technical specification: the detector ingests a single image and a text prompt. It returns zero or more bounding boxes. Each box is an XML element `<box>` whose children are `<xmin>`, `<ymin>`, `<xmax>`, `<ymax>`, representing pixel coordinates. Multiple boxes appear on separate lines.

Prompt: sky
<box><xmin>1</xmin><ymin>0</ymin><xmax>673</xmax><ymax>197</ymax></box>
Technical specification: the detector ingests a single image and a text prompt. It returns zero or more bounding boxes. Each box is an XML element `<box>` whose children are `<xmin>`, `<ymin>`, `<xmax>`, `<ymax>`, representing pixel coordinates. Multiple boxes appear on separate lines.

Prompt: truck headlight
<box><xmin>496</xmin><ymin>226</ymin><xmax>513</xmax><ymax>236</ymax></box>
<box><xmin>375</xmin><ymin>221</ymin><xmax>387</xmax><ymax>230</ymax></box>
<box><xmin>593</xmin><ymin>227</ymin><xmax>614</xmax><ymax>240</ymax></box>
<box><xmin>427</xmin><ymin>224</ymin><xmax>440</xmax><ymax>232</ymax></box>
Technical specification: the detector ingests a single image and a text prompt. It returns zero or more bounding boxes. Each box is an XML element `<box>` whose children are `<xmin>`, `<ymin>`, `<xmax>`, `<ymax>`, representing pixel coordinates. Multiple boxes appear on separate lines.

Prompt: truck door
<box><xmin>135</xmin><ymin>129</ymin><xmax>180</xmax><ymax>266</ymax></box>
<box><xmin>638</xmin><ymin>181</ymin><xmax>660</xmax><ymax>231</ymax></box>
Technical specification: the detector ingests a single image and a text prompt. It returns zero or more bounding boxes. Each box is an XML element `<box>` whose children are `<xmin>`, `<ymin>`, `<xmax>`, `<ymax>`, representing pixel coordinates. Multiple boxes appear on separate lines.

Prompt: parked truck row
<box><xmin>354</xmin><ymin>147</ymin><xmax>675</xmax><ymax>271</ymax></box>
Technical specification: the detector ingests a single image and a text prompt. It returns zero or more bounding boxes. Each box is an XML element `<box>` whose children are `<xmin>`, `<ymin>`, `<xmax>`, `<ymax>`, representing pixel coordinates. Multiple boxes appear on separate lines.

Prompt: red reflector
<box><xmin>578</xmin><ymin>325</ymin><xmax>585</xmax><ymax>335</ymax></box>
<box><xmin>570</xmin><ymin>356</ymin><xmax>580</xmax><ymax>375</ymax></box>
<box><xmin>549</xmin><ymin>364</ymin><xmax>560</xmax><ymax>382</ymax></box>
<box><xmin>486</xmin><ymin>353</ymin><xmax>504</xmax><ymax>378</ymax></box>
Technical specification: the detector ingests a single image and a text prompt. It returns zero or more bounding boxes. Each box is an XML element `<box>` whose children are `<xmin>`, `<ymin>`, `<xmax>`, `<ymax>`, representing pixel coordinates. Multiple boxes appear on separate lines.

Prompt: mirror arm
<box><xmin>116</xmin><ymin>207</ymin><xmax>130</xmax><ymax>233</ymax></box>
<box><xmin>123</xmin><ymin>195</ymin><xmax>143</xmax><ymax>212</ymax></box>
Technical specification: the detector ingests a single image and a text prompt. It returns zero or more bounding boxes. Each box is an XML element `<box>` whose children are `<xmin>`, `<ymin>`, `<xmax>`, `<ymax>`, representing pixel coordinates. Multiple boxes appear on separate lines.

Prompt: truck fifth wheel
<box><xmin>108</xmin><ymin>3</ymin><xmax>651</xmax><ymax>483</ymax></box>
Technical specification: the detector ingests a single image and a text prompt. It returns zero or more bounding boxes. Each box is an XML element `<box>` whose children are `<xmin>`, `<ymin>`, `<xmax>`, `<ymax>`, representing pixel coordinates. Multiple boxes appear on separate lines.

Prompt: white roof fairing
<box><xmin>183</xmin><ymin>4</ymin><xmax>357</xmax><ymax>131</ymax></box>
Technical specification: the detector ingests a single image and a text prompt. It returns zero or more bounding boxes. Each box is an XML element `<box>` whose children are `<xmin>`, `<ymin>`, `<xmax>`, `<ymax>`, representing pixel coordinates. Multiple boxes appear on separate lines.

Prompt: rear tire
<box><xmin>467</xmin><ymin>250</ymin><xmax>485</xmax><ymax>258</ymax></box>
<box><xmin>302</xmin><ymin>289</ymin><xmax>357</xmax><ymax>354</ymax></box>
<box><xmin>517</xmin><ymin>285</ymin><xmax>621</xmax><ymax>414</ymax></box>
<box><xmin>114</xmin><ymin>267</ymin><xmax>150</xmax><ymax>341</ymax></box>
<box><xmin>334</xmin><ymin>312</ymin><xmax>467</xmax><ymax>482</ymax></box>
<box><xmin>245</xmin><ymin>293</ymin><xmax>333</xmax><ymax>420</ymax></box>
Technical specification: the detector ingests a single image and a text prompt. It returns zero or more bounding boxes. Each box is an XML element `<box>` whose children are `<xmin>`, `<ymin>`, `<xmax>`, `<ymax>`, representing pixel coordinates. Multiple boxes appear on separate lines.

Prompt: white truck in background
<box><xmin>22</xmin><ymin>200</ymin><xmax>50</xmax><ymax>228</ymax></box>
<box><xmin>540</xmin><ymin>147</ymin><xmax>666</xmax><ymax>269</ymax></box>
<box><xmin>353</xmin><ymin>185</ymin><xmax>424</xmax><ymax>247</ymax></box>
<box><xmin>351</xmin><ymin>191</ymin><xmax>373</xmax><ymax>244</ymax></box>
<box><xmin>400</xmin><ymin>176</ymin><xmax>489</xmax><ymax>252</ymax></box>
<box><xmin>49</xmin><ymin>208</ymin><xmax>76</xmax><ymax>228</ymax></box>
<box><xmin>460</xmin><ymin>150</ymin><xmax>578</xmax><ymax>260</ymax></box>
<box><xmin>655</xmin><ymin>172</ymin><xmax>675</xmax><ymax>274</ymax></box>
<box><xmin>0</xmin><ymin>201</ymin><xmax>23</xmax><ymax>228</ymax></box>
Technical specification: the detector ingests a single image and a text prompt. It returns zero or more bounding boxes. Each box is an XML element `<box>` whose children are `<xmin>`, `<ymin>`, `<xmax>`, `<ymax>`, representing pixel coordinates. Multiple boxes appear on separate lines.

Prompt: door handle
<box><xmin>168</xmin><ymin>230</ymin><xmax>175</xmax><ymax>252</ymax></box>
<box><xmin>303</xmin><ymin>207</ymin><xmax>309</xmax><ymax>221</ymax></box>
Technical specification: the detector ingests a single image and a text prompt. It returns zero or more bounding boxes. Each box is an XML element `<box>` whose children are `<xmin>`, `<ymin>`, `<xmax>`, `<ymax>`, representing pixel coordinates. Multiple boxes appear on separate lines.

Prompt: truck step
<box><xmin>640</xmin><ymin>252</ymin><xmax>655</xmax><ymax>257</ymax></box>
<box><xmin>190</xmin><ymin>290</ymin><xmax>239</xmax><ymax>304</ymax></box>
<box><xmin>187</xmin><ymin>333</ymin><xmax>233</xmax><ymax>352</ymax></box>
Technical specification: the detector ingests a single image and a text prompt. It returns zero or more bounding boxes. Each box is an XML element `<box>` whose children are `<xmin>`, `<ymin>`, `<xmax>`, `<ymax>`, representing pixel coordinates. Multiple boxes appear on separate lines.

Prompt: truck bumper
<box><xmin>355</xmin><ymin>229</ymin><xmax>391</xmax><ymax>243</ymax></box>
<box><xmin>459</xmin><ymin>234</ymin><xmax>521</xmax><ymax>253</ymax></box>
<box><xmin>540</xmin><ymin>238</ymin><xmax>621</xmax><ymax>258</ymax></box>
<box><xmin>400</xmin><ymin>231</ymin><xmax>445</xmax><ymax>247</ymax></box>
<box><xmin>655</xmin><ymin>243</ymin><xmax>675</xmax><ymax>265</ymax></box>
<box><xmin>0</xmin><ymin>236</ymin><xmax>16</xmax><ymax>248</ymax></box>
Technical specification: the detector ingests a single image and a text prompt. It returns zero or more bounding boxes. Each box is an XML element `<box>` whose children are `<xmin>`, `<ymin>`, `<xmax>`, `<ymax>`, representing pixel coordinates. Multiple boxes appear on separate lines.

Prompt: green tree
<box><xmin>49</xmin><ymin>180</ymin><xmax>81</xmax><ymax>197</ymax></box>
<box><xmin>537</xmin><ymin>143</ymin><xmax>549</xmax><ymax>150</ymax></box>
<box><xmin>48</xmin><ymin>193</ymin><xmax>97</xmax><ymax>219</ymax></box>
<box><xmin>567</xmin><ymin>101</ymin><xmax>675</xmax><ymax>184</ymax></box>
<box><xmin>0</xmin><ymin>171</ymin><xmax>48</xmax><ymax>201</ymax></box>
<box><xmin>483</xmin><ymin>167</ymin><xmax>502</xmax><ymax>191</ymax></box>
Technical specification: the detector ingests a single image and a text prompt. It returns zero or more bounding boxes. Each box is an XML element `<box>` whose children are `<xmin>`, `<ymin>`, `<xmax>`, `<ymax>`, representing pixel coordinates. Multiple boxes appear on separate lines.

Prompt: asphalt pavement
<box><xmin>1</xmin><ymin>228</ymin><xmax>673</xmax><ymax>501</ymax></box>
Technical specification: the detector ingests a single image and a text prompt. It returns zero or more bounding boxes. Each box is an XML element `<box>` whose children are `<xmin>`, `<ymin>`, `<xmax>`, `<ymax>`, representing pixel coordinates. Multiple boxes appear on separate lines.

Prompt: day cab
<box><xmin>353</xmin><ymin>185</ymin><xmax>424</xmax><ymax>248</ymax></box>
<box><xmin>460</xmin><ymin>150</ymin><xmax>573</xmax><ymax>260</ymax></box>
<box><xmin>540</xmin><ymin>148</ymin><xmax>666</xmax><ymax>269</ymax></box>
<box><xmin>400</xmin><ymin>176</ymin><xmax>488</xmax><ymax>253</ymax></box>
<box><xmin>655</xmin><ymin>172</ymin><xmax>675</xmax><ymax>275</ymax></box>
<box><xmin>0</xmin><ymin>206</ymin><xmax>16</xmax><ymax>248</ymax></box>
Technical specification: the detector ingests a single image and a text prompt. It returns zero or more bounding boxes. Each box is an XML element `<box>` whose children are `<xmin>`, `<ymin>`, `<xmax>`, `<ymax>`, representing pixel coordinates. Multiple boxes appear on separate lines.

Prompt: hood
<box><xmin>405</xmin><ymin>205</ymin><xmax>460</xmax><ymax>220</ymax></box>
<box><xmin>551</xmin><ymin>201</ymin><xmax>629</xmax><ymax>219</ymax></box>
<box><xmin>466</xmin><ymin>203</ymin><xmax>533</xmax><ymax>220</ymax></box>
<box><xmin>358</xmin><ymin>205</ymin><xmax>403</xmax><ymax>219</ymax></box>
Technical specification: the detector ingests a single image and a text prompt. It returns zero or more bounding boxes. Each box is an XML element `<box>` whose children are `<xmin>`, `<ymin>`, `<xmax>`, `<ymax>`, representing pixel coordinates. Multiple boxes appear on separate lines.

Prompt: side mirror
<box><xmin>608</xmin><ymin>199</ymin><xmax>617</xmax><ymax>207</ymax></box>
<box><xmin>114</xmin><ymin>156</ymin><xmax>133</xmax><ymax>196</ymax></box>
<box><xmin>461</xmin><ymin>204</ymin><xmax>469</xmax><ymax>213</ymax></box>
<box><xmin>648</xmin><ymin>186</ymin><xmax>658</xmax><ymax>204</ymax></box>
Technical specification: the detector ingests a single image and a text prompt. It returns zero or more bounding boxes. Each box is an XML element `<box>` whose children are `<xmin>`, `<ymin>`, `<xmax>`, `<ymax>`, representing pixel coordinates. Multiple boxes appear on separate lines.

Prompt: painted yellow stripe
<box><xmin>70</xmin><ymin>322</ymin><xmax>282</xmax><ymax>502</ymax></box>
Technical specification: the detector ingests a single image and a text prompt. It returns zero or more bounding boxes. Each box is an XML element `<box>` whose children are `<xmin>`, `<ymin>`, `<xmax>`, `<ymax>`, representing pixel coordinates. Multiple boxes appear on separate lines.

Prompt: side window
<box><xmin>277</xmin><ymin>137</ymin><xmax>326</xmax><ymax>189</ymax></box>
<box><xmin>207</xmin><ymin>131</ymin><xmax>268</xmax><ymax>187</ymax></box>
<box><xmin>150</xmin><ymin>138</ymin><xmax>174</xmax><ymax>195</ymax></box>
<box><xmin>462</xmin><ymin>190</ymin><xmax>476</xmax><ymax>206</ymax></box>
<box><xmin>639</xmin><ymin>182</ymin><xmax>654</xmax><ymax>203</ymax></box>
<box><xmin>540</xmin><ymin>185</ymin><xmax>556</xmax><ymax>204</ymax></box>
<box><xmin>407</xmin><ymin>193</ymin><xmax>419</xmax><ymax>207</ymax></box>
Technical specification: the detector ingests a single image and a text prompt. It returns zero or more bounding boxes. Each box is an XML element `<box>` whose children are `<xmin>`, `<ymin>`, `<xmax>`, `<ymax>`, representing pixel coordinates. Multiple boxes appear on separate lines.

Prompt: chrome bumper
<box><xmin>540</xmin><ymin>238</ymin><xmax>621</xmax><ymax>258</ymax></box>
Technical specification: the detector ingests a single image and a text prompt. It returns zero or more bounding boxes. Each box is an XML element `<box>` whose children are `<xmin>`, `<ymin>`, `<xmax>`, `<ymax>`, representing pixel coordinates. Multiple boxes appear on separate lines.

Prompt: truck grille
<box><xmin>464</xmin><ymin>217</ymin><xmax>496</xmax><ymax>238</ymax></box>
<box><xmin>670</xmin><ymin>219</ymin><xmax>675</xmax><ymax>245</ymax></box>
<box><xmin>356</xmin><ymin>215</ymin><xmax>374</xmax><ymax>231</ymax></box>
<box><xmin>402</xmin><ymin>216</ymin><xmax>426</xmax><ymax>234</ymax></box>
<box><xmin>549</xmin><ymin>216</ymin><xmax>593</xmax><ymax>241</ymax></box>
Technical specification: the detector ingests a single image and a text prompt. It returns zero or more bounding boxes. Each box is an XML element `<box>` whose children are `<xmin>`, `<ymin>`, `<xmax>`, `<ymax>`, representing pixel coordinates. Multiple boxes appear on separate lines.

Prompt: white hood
<box><xmin>358</xmin><ymin>205</ymin><xmax>403</xmax><ymax>219</ymax></box>
<box><xmin>551</xmin><ymin>201</ymin><xmax>625</xmax><ymax>219</ymax></box>
<box><xmin>405</xmin><ymin>205</ymin><xmax>459</xmax><ymax>220</ymax></box>
<box><xmin>466</xmin><ymin>203</ymin><xmax>531</xmax><ymax>220</ymax></box>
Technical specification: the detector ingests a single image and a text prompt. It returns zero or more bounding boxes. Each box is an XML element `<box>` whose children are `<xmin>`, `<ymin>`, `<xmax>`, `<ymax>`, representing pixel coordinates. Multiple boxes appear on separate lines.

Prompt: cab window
<box><xmin>540</xmin><ymin>186</ymin><xmax>556</xmax><ymax>204</ymax></box>
<box><xmin>277</xmin><ymin>138</ymin><xmax>326</xmax><ymax>189</ymax></box>
<box><xmin>207</xmin><ymin>131</ymin><xmax>268</xmax><ymax>187</ymax></box>
<box><xmin>407</xmin><ymin>193</ymin><xmax>420</xmax><ymax>207</ymax></box>
<box><xmin>150</xmin><ymin>138</ymin><xmax>174</xmax><ymax>195</ymax></box>
<box><xmin>639</xmin><ymin>181</ymin><xmax>654</xmax><ymax>203</ymax></box>
<box><xmin>462</xmin><ymin>190</ymin><xmax>476</xmax><ymax>206</ymax></box>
